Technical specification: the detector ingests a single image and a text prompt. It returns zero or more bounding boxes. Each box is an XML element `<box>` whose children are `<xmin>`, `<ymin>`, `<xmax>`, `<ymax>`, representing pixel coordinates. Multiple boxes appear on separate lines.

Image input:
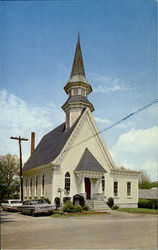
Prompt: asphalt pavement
<box><xmin>1</xmin><ymin>211</ymin><xmax>157</xmax><ymax>249</ymax></box>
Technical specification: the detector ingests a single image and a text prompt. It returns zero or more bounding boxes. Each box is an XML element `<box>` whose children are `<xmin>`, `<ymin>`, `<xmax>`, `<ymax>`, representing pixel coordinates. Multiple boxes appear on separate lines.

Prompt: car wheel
<box><xmin>31</xmin><ymin>210</ymin><xmax>36</xmax><ymax>217</ymax></box>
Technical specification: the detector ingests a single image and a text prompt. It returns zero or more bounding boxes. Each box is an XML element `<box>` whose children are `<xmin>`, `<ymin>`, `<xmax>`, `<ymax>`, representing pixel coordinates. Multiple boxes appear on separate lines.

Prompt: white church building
<box><xmin>23</xmin><ymin>37</ymin><xmax>140</xmax><ymax>209</ymax></box>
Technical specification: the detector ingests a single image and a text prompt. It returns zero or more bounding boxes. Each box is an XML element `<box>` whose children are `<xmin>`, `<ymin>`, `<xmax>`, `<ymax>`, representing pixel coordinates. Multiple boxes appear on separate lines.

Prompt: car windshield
<box><xmin>29</xmin><ymin>200</ymin><xmax>47</xmax><ymax>205</ymax></box>
<box><xmin>11</xmin><ymin>201</ymin><xmax>21</xmax><ymax>204</ymax></box>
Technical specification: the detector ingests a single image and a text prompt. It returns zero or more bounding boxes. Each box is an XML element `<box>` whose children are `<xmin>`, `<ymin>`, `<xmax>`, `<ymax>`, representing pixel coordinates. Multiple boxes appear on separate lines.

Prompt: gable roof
<box><xmin>75</xmin><ymin>148</ymin><xmax>107</xmax><ymax>173</ymax></box>
<box><xmin>139</xmin><ymin>189</ymin><xmax>158</xmax><ymax>200</ymax></box>
<box><xmin>23</xmin><ymin>119</ymin><xmax>79</xmax><ymax>172</ymax></box>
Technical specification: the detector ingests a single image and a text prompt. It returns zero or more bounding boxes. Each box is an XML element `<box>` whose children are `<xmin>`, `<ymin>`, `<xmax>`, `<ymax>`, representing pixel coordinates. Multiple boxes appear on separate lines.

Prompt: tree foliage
<box><xmin>139</xmin><ymin>170</ymin><xmax>157</xmax><ymax>189</ymax></box>
<box><xmin>0</xmin><ymin>154</ymin><xmax>20</xmax><ymax>203</ymax></box>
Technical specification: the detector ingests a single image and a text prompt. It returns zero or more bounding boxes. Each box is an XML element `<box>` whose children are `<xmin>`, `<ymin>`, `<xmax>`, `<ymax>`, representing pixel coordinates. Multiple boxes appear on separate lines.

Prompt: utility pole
<box><xmin>10</xmin><ymin>136</ymin><xmax>28</xmax><ymax>202</ymax></box>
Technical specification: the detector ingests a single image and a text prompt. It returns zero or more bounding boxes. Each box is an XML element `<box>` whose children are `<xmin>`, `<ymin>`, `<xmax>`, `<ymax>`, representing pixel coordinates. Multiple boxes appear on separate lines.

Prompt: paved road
<box><xmin>1</xmin><ymin>211</ymin><xmax>157</xmax><ymax>249</ymax></box>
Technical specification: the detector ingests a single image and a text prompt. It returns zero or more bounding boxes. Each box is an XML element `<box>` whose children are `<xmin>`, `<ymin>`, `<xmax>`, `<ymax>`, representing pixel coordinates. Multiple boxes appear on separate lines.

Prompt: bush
<box><xmin>54</xmin><ymin>197</ymin><xmax>60</xmax><ymax>210</ymax></box>
<box><xmin>63</xmin><ymin>197</ymin><xmax>71</xmax><ymax>204</ymax></box>
<box><xmin>83</xmin><ymin>205</ymin><xmax>89</xmax><ymax>211</ymax></box>
<box><xmin>107</xmin><ymin>197</ymin><xmax>114</xmax><ymax>208</ymax></box>
<box><xmin>112</xmin><ymin>205</ymin><xmax>119</xmax><ymax>210</ymax></box>
<box><xmin>138</xmin><ymin>199</ymin><xmax>158</xmax><ymax>209</ymax></box>
<box><xmin>62</xmin><ymin>200</ymin><xmax>75</xmax><ymax>213</ymax></box>
<box><xmin>74</xmin><ymin>205</ymin><xmax>82</xmax><ymax>212</ymax></box>
<box><xmin>73</xmin><ymin>194</ymin><xmax>85</xmax><ymax>207</ymax></box>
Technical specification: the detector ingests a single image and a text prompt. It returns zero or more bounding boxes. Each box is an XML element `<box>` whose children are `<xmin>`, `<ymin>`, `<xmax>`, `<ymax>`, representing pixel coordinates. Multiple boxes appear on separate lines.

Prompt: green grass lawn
<box><xmin>51</xmin><ymin>211</ymin><xmax>109</xmax><ymax>218</ymax></box>
<box><xmin>117</xmin><ymin>207</ymin><xmax>158</xmax><ymax>214</ymax></box>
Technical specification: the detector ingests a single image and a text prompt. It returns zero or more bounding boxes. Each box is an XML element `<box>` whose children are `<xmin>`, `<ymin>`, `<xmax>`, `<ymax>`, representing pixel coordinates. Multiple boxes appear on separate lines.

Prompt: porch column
<box><xmin>79</xmin><ymin>176</ymin><xmax>86</xmax><ymax>199</ymax></box>
<box><xmin>80</xmin><ymin>177</ymin><xmax>85</xmax><ymax>193</ymax></box>
<box><xmin>98</xmin><ymin>178</ymin><xmax>102</xmax><ymax>193</ymax></box>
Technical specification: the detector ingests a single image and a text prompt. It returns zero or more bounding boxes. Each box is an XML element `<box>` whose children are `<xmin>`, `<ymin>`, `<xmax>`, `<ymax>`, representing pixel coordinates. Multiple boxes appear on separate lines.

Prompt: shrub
<box><xmin>63</xmin><ymin>197</ymin><xmax>71</xmax><ymax>204</ymax></box>
<box><xmin>83</xmin><ymin>205</ymin><xmax>89</xmax><ymax>211</ymax></box>
<box><xmin>151</xmin><ymin>199</ymin><xmax>158</xmax><ymax>209</ymax></box>
<box><xmin>112</xmin><ymin>205</ymin><xmax>119</xmax><ymax>210</ymax></box>
<box><xmin>138</xmin><ymin>199</ymin><xmax>158</xmax><ymax>209</ymax></box>
<box><xmin>62</xmin><ymin>200</ymin><xmax>75</xmax><ymax>213</ymax></box>
<box><xmin>54</xmin><ymin>197</ymin><xmax>60</xmax><ymax>210</ymax></box>
<box><xmin>138</xmin><ymin>199</ymin><xmax>149</xmax><ymax>208</ymax></box>
<box><xmin>73</xmin><ymin>194</ymin><xmax>85</xmax><ymax>207</ymax></box>
<box><xmin>74</xmin><ymin>205</ymin><xmax>82</xmax><ymax>212</ymax></box>
<box><xmin>107</xmin><ymin>197</ymin><xmax>114</xmax><ymax>208</ymax></box>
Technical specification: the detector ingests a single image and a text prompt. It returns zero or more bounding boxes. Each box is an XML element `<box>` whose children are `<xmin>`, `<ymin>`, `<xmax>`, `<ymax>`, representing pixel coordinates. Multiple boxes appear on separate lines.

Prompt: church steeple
<box><xmin>62</xmin><ymin>36</ymin><xmax>94</xmax><ymax>129</ymax></box>
<box><xmin>70</xmin><ymin>34</ymin><xmax>85</xmax><ymax>78</ymax></box>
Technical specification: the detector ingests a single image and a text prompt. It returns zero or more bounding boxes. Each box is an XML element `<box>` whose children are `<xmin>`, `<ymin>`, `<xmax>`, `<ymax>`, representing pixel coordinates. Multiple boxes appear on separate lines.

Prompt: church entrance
<box><xmin>85</xmin><ymin>178</ymin><xmax>91</xmax><ymax>199</ymax></box>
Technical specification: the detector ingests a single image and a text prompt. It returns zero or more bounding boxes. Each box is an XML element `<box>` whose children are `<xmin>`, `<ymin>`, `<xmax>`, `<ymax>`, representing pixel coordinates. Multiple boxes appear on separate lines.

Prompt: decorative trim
<box><xmin>110</xmin><ymin>169</ymin><xmax>140</xmax><ymax>176</ymax></box>
<box><xmin>75</xmin><ymin>171</ymin><xmax>103</xmax><ymax>178</ymax></box>
<box><xmin>23</xmin><ymin>163</ymin><xmax>52</xmax><ymax>175</ymax></box>
<box><xmin>52</xmin><ymin>108</ymin><xmax>117</xmax><ymax>172</ymax></box>
<box><xmin>62</xmin><ymin>101</ymin><xmax>94</xmax><ymax>112</ymax></box>
<box><xmin>64</xmin><ymin>81</ymin><xmax>92</xmax><ymax>94</ymax></box>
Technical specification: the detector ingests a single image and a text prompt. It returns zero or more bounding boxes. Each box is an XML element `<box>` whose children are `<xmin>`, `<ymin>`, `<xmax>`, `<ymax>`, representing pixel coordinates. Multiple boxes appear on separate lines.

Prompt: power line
<box><xmin>100</xmin><ymin>98</ymin><xmax>158</xmax><ymax>134</ymax></box>
<box><xmin>63</xmin><ymin>98</ymin><xmax>158</xmax><ymax>153</ymax></box>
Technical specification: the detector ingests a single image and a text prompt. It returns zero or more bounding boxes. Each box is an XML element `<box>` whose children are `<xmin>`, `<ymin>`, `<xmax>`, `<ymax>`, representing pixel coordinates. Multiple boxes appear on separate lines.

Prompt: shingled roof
<box><xmin>139</xmin><ymin>189</ymin><xmax>158</xmax><ymax>200</ymax></box>
<box><xmin>75</xmin><ymin>148</ymin><xmax>107</xmax><ymax>173</ymax></box>
<box><xmin>62</xmin><ymin>95</ymin><xmax>94</xmax><ymax>111</ymax></box>
<box><xmin>23</xmin><ymin>118</ymin><xmax>79</xmax><ymax>172</ymax></box>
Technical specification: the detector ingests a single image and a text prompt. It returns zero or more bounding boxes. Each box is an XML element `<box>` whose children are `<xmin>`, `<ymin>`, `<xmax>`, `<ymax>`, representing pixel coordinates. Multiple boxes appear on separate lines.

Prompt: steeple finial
<box><xmin>70</xmin><ymin>35</ymin><xmax>85</xmax><ymax>78</ymax></box>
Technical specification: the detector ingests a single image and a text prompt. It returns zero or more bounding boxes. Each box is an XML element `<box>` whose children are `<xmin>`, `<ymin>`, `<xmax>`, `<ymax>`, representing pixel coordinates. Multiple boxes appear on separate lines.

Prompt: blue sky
<box><xmin>0</xmin><ymin>0</ymin><xmax>157</xmax><ymax>180</ymax></box>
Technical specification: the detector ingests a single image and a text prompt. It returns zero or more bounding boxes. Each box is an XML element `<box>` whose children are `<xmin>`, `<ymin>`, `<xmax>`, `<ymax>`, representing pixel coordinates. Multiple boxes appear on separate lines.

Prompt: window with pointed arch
<box><xmin>35</xmin><ymin>176</ymin><xmax>38</xmax><ymax>195</ymax></box>
<box><xmin>25</xmin><ymin>179</ymin><xmax>28</xmax><ymax>196</ymax></box>
<box><xmin>30</xmin><ymin>178</ymin><xmax>32</xmax><ymax>196</ymax></box>
<box><xmin>102</xmin><ymin>176</ymin><xmax>105</xmax><ymax>192</ymax></box>
<box><xmin>41</xmin><ymin>174</ymin><xmax>45</xmax><ymax>196</ymax></box>
<box><xmin>65</xmin><ymin>172</ymin><xmax>70</xmax><ymax>192</ymax></box>
<box><xmin>74</xmin><ymin>88</ymin><xmax>78</xmax><ymax>95</ymax></box>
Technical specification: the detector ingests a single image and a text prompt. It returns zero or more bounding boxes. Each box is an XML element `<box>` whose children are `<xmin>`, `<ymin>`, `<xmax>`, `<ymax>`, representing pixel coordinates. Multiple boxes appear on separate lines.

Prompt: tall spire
<box><xmin>62</xmin><ymin>36</ymin><xmax>94</xmax><ymax>129</ymax></box>
<box><xmin>70</xmin><ymin>34</ymin><xmax>85</xmax><ymax>78</ymax></box>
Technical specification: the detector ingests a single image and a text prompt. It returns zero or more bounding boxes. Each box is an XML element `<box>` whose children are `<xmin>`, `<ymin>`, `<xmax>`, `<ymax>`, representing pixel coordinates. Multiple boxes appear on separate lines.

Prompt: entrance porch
<box><xmin>75</xmin><ymin>171</ymin><xmax>105</xmax><ymax>201</ymax></box>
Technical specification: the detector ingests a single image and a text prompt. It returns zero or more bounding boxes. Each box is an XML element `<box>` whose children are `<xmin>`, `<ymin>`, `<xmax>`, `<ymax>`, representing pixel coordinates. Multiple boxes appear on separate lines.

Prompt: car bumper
<box><xmin>34</xmin><ymin>209</ymin><xmax>54</xmax><ymax>214</ymax></box>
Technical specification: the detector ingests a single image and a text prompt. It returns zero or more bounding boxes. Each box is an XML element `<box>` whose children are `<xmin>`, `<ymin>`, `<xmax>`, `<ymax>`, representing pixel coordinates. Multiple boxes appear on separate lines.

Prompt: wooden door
<box><xmin>85</xmin><ymin>178</ymin><xmax>91</xmax><ymax>199</ymax></box>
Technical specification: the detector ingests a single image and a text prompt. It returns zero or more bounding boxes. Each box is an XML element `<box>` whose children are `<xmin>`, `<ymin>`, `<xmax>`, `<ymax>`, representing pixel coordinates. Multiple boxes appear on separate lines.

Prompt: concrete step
<box><xmin>86</xmin><ymin>200</ymin><xmax>110</xmax><ymax>211</ymax></box>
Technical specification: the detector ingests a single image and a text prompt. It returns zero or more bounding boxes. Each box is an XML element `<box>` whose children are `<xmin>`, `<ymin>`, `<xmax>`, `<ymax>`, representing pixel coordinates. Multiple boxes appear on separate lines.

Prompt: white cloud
<box><xmin>94</xmin><ymin>117</ymin><xmax>111</xmax><ymax>124</ymax></box>
<box><xmin>111</xmin><ymin>126</ymin><xmax>158</xmax><ymax>181</ymax></box>
<box><xmin>0</xmin><ymin>89</ymin><xmax>64</xmax><ymax>163</ymax></box>
<box><xmin>89</xmin><ymin>73</ymin><xmax>128</xmax><ymax>93</ymax></box>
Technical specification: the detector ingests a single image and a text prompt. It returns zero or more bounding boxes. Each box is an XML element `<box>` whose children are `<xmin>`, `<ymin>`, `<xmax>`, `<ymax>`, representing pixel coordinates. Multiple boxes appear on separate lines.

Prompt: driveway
<box><xmin>1</xmin><ymin>211</ymin><xmax>157</xmax><ymax>249</ymax></box>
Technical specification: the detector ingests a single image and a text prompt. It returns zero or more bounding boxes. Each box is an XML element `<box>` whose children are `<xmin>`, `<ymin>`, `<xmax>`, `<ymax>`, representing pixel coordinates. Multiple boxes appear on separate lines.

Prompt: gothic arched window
<box><xmin>25</xmin><ymin>179</ymin><xmax>28</xmax><ymax>196</ymax></box>
<box><xmin>30</xmin><ymin>178</ymin><xmax>32</xmax><ymax>196</ymax></box>
<box><xmin>74</xmin><ymin>88</ymin><xmax>78</xmax><ymax>95</ymax></box>
<box><xmin>42</xmin><ymin>174</ymin><xmax>44</xmax><ymax>195</ymax></box>
<box><xmin>65</xmin><ymin>172</ymin><xmax>70</xmax><ymax>192</ymax></box>
<box><xmin>35</xmin><ymin>176</ymin><xmax>38</xmax><ymax>195</ymax></box>
<box><xmin>102</xmin><ymin>176</ymin><xmax>105</xmax><ymax>192</ymax></box>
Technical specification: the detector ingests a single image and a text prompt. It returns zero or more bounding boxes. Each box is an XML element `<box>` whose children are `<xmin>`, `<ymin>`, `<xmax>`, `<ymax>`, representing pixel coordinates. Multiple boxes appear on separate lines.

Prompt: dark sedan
<box><xmin>18</xmin><ymin>199</ymin><xmax>54</xmax><ymax>216</ymax></box>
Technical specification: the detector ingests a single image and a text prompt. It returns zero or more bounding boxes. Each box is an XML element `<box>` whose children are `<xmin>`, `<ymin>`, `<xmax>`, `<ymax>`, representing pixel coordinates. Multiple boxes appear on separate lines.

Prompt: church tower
<box><xmin>62</xmin><ymin>36</ymin><xmax>94</xmax><ymax>129</ymax></box>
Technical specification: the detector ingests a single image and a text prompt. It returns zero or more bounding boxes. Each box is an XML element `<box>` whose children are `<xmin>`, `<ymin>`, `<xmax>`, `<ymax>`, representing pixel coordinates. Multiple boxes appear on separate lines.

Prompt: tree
<box><xmin>0</xmin><ymin>154</ymin><xmax>20</xmax><ymax>203</ymax></box>
<box><xmin>138</xmin><ymin>170</ymin><xmax>156</xmax><ymax>189</ymax></box>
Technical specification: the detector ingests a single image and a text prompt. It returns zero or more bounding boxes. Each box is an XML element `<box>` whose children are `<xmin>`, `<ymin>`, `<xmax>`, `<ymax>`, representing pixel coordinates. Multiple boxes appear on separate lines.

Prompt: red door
<box><xmin>85</xmin><ymin>178</ymin><xmax>91</xmax><ymax>199</ymax></box>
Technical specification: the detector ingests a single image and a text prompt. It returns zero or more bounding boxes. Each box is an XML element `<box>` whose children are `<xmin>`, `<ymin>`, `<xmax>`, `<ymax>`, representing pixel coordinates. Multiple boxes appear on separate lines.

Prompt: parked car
<box><xmin>1</xmin><ymin>200</ymin><xmax>23</xmax><ymax>212</ymax></box>
<box><xmin>18</xmin><ymin>199</ymin><xmax>54</xmax><ymax>216</ymax></box>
